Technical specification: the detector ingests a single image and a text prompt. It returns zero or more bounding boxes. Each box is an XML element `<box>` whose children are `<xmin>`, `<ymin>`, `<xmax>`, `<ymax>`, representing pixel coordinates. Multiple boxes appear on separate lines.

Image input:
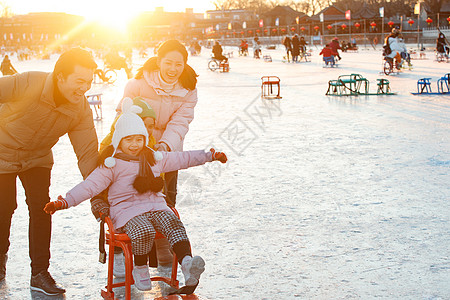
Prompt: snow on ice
<box><xmin>1</xmin><ymin>44</ymin><xmax>449</xmax><ymax>299</ymax></box>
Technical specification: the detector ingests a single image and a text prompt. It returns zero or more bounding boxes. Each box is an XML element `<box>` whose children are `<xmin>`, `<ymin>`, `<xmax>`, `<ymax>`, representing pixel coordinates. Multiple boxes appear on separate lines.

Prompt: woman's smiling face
<box><xmin>158</xmin><ymin>51</ymin><xmax>185</xmax><ymax>84</ymax></box>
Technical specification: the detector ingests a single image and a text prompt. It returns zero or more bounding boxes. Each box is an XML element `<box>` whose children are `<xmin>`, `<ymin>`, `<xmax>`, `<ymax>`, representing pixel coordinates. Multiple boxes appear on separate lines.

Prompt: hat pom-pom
<box><xmin>154</xmin><ymin>151</ymin><xmax>163</xmax><ymax>161</ymax></box>
<box><xmin>104</xmin><ymin>157</ymin><xmax>116</xmax><ymax>168</ymax></box>
<box><xmin>122</xmin><ymin>97</ymin><xmax>143</xmax><ymax>114</ymax></box>
<box><xmin>121</xmin><ymin>97</ymin><xmax>133</xmax><ymax>112</ymax></box>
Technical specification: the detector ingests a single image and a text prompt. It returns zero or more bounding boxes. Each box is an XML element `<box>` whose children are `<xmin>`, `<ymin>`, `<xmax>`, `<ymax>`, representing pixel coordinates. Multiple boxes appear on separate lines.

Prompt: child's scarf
<box><xmin>114</xmin><ymin>151</ymin><xmax>164</xmax><ymax>193</ymax></box>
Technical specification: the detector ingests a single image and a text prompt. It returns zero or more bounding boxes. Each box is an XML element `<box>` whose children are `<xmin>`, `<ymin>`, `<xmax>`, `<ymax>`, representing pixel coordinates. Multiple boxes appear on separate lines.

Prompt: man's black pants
<box><xmin>0</xmin><ymin>167</ymin><xmax>52</xmax><ymax>275</ymax></box>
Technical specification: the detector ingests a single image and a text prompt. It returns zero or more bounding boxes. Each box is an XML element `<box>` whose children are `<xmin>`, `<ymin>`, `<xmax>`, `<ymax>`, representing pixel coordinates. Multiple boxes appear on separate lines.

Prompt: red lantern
<box><xmin>248</xmin><ymin>30</ymin><xmax>253</xmax><ymax>34</ymax></box>
<box><xmin>291</xmin><ymin>27</ymin><xmax>295</xmax><ymax>31</ymax></box>
<box><xmin>241</xmin><ymin>31</ymin><xmax>244</xmax><ymax>35</ymax></box>
<box><xmin>388</xmin><ymin>21</ymin><xmax>394</xmax><ymax>27</ymax></box>
<box><xmin>300</xmin><ymin>26</ymin><xmax>305</xmax><ymax>31</ymax></box>
<box><xmin>426</xmin><ymin>18</ymin><xmax>433</xmax><ymax>25</ymax></box>
<box><xmin>408</xmin><ymin>19</ymin><xmax>415</xmax><ymax>26</ymax></box>
<box><xmin>447</xmin><ymin>16</ymin><xmax>450</xmax><ymax>24</ymax></box>
<box><xmin>281</xmin><ymin>28</ymin><xmax>286</xmax><ymax>32</ymax></box>
<box><xmin>264</xmin><ymin>29</ymin><xmax>268</xmax><ymax>33</ymax></box>
<box><xmin>256</xmin><ymin>29</ymin><xmax>260</xmax><ymax>33</ymax></box>
<box><xmin>314</xmin><ymin>25</ymin><xmax>320</xmax><ymax>31</ymax></box>
<box><xmin>272</xmin><ymin>28</ymin><xmax>277</xmax><ymax>32</ymax></box>
<box><xmin>354</xmin><ymin>22</ymin><xmax>360</xmax><ymax>28</ymax></box>
<box><xmin>327</xmin><ymin>24</ymin><xmax>333</xmax><ymax>30</ymax></box>
<box><xmin>233</xmin><ymin>31</ymin><xmax>236</xmax><ymax>35</ymax></box>
<box><xmin>370</xmin><ymin>22</ymin><xmax>376</xmax><ymax>29</ymax></box>
<box><xmin>341</xmin><ymin>24</ymin><xmax>347</xmax><ymax>29</ymax></box>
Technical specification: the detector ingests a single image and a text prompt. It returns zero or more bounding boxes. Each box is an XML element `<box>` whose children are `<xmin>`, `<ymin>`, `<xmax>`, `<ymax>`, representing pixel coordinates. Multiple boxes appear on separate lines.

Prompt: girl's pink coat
<box><xmin>64</xmin><ymin>150</ymin><xmax>212</xmax><ymax>229</ymax></box>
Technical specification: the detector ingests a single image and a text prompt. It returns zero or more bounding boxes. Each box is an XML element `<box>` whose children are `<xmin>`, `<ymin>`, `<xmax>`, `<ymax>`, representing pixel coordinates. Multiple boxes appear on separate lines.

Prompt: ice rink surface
<box><xmin>1</xmin><ymin>44</ymin><xmax>449</xmax><ymax>299</ymax></box>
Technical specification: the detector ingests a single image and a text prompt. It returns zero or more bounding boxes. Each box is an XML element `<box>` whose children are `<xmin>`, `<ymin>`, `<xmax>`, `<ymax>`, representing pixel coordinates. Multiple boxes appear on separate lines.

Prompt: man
<box><xmin>330</xmin><ymin>37</ymin><xmax>342</xmax><ymax>60</ymax></box>
<box><xmin>282</xmin><ymin>35</ymin><xmax>292</xmax><ymax>62</ymax></box>
<box><xmin>0</xmin><ymin>48</ymin><xmax>99</xmax><ymax>295</ymax></box>
<box><xmin>212</xmin><ymin>40</ymin><xmax>228</xmax><ymax>62</ymax></box>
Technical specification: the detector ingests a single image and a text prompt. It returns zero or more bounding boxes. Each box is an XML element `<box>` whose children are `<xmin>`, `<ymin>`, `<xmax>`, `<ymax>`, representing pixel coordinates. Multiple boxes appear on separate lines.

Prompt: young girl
<box><xmin>44</xmin><ymin>99</ymin><xmax>227</xmax><ymax>291</ymax></box>
<box><xmin>94</xmin><ymin>96</ymin><xmax>161</xmax><ymax>277</ymax></box>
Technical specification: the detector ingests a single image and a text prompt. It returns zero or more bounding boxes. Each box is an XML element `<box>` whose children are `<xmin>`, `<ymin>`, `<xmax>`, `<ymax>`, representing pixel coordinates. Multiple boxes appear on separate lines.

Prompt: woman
<box><xmin>117</xmin><ymin>39</ymin><xmax>199</xmax><ymax>267</ymax></box>
<box><xmin>436</xmin><ymin>32</ymin><xmax>449</xmax><ymax>55</ymax></box>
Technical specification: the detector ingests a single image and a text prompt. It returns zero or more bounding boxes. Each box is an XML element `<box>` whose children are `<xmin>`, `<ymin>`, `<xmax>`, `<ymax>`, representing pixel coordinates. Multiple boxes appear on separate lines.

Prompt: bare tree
<box><xmin>212</xmin><ymin>0</ymin><xmax>235</xmax><ymax>10</ymax></box>
<box><xmin>0</xmin><ymin>2</ymin><xmax>13</xmax><ymax>18</ymax></box>
<box><xmin>211</xmin><ymin>0</ymin><xmax>279</xmax><ymax>14</ymax></box>
<box><xmin>280</xmin><ymin>0</ymin><xmax>332</xmax><ymax>16</ymax></box>
<box><xmin>423</xmin><ymin>0</ymin><xmax>444</xmax><ymax>15</ymax></box>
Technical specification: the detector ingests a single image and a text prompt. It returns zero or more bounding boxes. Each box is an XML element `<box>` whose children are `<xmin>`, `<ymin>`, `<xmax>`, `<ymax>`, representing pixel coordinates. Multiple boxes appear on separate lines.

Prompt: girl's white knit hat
<box><xmin>104</xmin><ymin>98</ymin><xmax>149</xmax><ymax>168</ymax></box>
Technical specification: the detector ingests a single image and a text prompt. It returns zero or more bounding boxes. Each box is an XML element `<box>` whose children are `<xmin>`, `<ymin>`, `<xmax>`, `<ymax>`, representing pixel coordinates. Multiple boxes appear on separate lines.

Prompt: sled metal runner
<box><xmin>155</xmin><ymin>294</ymin><xmax>206</xmax><ymax>300</ymax></box>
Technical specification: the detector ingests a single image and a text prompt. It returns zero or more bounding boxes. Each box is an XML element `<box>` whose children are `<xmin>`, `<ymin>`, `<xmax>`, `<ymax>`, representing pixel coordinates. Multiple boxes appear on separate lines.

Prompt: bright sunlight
<box><xmin>7</xmin><ymin>0</ymin><xmax>214</xmax><ymax>18</ymax></box>
<box><xmin>84</xmin><ymin>9</ymin><xmax>138</xmax><ymax>33</ymax></box>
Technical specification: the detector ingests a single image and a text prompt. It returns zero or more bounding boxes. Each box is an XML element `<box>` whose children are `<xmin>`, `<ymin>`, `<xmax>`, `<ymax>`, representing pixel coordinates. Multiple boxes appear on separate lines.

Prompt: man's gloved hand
<box><xmin>90</xmin><ymin>194</ymin><xmax>110</xmax><ymax>222</ymax></box>
<box><xmin>210</xmin><ymin>148</ymin><xmax>227</xmax><ymax>163</ymax></box>
<box><xmin>44</xmin><ymin>195</ymin><xmax>68</xmax><ymax>215</ymax></box>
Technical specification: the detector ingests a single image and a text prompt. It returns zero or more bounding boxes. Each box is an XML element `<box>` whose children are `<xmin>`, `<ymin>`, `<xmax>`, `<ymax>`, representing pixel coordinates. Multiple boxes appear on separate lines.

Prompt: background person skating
<box><xmin>330</xmin><ymin>37</ymin><xmax>342</xmax><ymax>60</ymax></box>
<box><xmin>212</xmin><ymin>41</ymin><xmax>228</xmax><ymax>62</ymax></box>
<box><xmin>253</xmin><ymin>36</ymin><xmax>262</xmax><ymax>58</ymax></box>
<box><xmin>291</xmin><ymin>34</ymin><xmax>300</xmax><ymax>62</ymax></box>
<box><xmin>319</xmin><ymin>44</ymin><xmax>338</xmax><ymax>66</ymax></box>
<box><xmin>299</xmin><ymin>36</ymin><xmax>308</xmax><ymax>55</ymax></box>
<box><xmin>384</xmin><ymin>27</ymin><xmax>403</xmax><ymax>69</ymax></box>
<box><xmin>282</xmin><ymin>35</ymin><xmax>292</xmax><ymax>62</ymax></box>
<box><xmin>1</xmin><ymin>55</ymin><xmax>18</xmax><ymax>76</ymax></box>
<box><xmin>436</xmin><ymin>32</ymin><xmax>449</xmax><ymax>56</ymax></box>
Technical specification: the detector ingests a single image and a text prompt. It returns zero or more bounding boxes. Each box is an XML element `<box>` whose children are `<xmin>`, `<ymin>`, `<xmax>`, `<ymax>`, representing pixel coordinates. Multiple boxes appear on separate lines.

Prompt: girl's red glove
<box><xmin>210</xmin><ymin>148</ymin><xmax>227</xmax><ymax>163</ymax></box>
<box><xmin>44</xmin><ymin>195</ymin><xmax>68</xmax><ymax>215</ymax></box>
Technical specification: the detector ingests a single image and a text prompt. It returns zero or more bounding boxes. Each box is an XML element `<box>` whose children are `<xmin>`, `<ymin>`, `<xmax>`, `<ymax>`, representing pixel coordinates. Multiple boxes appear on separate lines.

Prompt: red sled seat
<box><xmin>261</xmin><ymin>76</ymin><xmax>282</xmax><ymax>99</ymax></box>
<box><xmin>100</xmin><ymin>208</ymin><xmax>180</xmax><ymax>300</ymax></box>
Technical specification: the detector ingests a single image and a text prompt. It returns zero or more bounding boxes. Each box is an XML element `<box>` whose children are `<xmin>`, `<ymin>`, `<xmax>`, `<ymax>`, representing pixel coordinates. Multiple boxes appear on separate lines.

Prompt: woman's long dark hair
<box><xmin>135</xmin><ymin>40</ymin><xmax>198</xmax><ymax>90</ymax></box>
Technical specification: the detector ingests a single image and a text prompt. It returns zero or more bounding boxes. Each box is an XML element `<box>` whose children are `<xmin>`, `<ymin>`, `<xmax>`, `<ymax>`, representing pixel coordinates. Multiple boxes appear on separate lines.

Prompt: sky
<box><xmin>6</xmin><ymin>0</ymin><xmax>217</xmax><ymax>31</ymax></box>
<box><xmin>5</xmin><ymin>0</ymin><xmax>217</xmax><ymax>18</ymax></box>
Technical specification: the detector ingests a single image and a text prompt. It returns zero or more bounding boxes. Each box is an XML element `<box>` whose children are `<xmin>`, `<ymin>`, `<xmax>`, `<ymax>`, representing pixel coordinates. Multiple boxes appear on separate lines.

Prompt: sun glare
<box><xmin>85</xmin><ymin>10</ymin><xmax>136</xmax><ymax>33</ymax></box>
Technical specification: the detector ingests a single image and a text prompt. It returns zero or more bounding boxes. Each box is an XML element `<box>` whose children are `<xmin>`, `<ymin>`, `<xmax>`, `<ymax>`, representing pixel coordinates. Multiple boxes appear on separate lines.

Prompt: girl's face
<box><xmin>119</xmin><ymin>135</ymin><xmax>145</xmax><ymax>156</ymax></box>
<box><xmin>143</xmin><ymin>117</ymin><xmax>155</xmax><ymax>136</ymax></box>
<box><xmin>158</xmin><ymin>51</ymin><xmax>185</xmax><ymax>84</ymax></box>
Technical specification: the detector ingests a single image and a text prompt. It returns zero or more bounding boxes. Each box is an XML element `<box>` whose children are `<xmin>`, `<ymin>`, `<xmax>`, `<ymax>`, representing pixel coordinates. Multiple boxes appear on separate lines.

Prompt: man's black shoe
<box><xmin>30</xmin><ymin>270</ymin><xmax>66</xmax><ymax>295</ymax></box>
<box><xmin>0</xmin><ymin>253</ymin><xmax>7</xmax><ymax>281</ymax></box>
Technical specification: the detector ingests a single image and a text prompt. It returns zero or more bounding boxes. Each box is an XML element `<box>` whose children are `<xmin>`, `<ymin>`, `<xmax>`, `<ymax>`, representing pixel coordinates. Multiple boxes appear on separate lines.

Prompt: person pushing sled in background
<box><xmin>320</xmin><ymin>44</ymin><xmax>338</xmax><ymax>67</ymax></box>
<box><xmin>44</xmin><ymin>98</ymin><xmax>228</xmax><ymax>292</ymax></box>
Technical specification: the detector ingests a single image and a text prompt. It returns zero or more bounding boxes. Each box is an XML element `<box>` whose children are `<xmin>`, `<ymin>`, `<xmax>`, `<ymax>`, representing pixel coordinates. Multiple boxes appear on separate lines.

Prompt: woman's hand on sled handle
<box><xmin>44</xmin><ymin>195</ymin><xmax>68</xmax><ymax>215</ymax></box>
<box><xmin>210</xmin><ymin>148</ymin><xmax>228</xmax><ymax>163</ymax></box>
